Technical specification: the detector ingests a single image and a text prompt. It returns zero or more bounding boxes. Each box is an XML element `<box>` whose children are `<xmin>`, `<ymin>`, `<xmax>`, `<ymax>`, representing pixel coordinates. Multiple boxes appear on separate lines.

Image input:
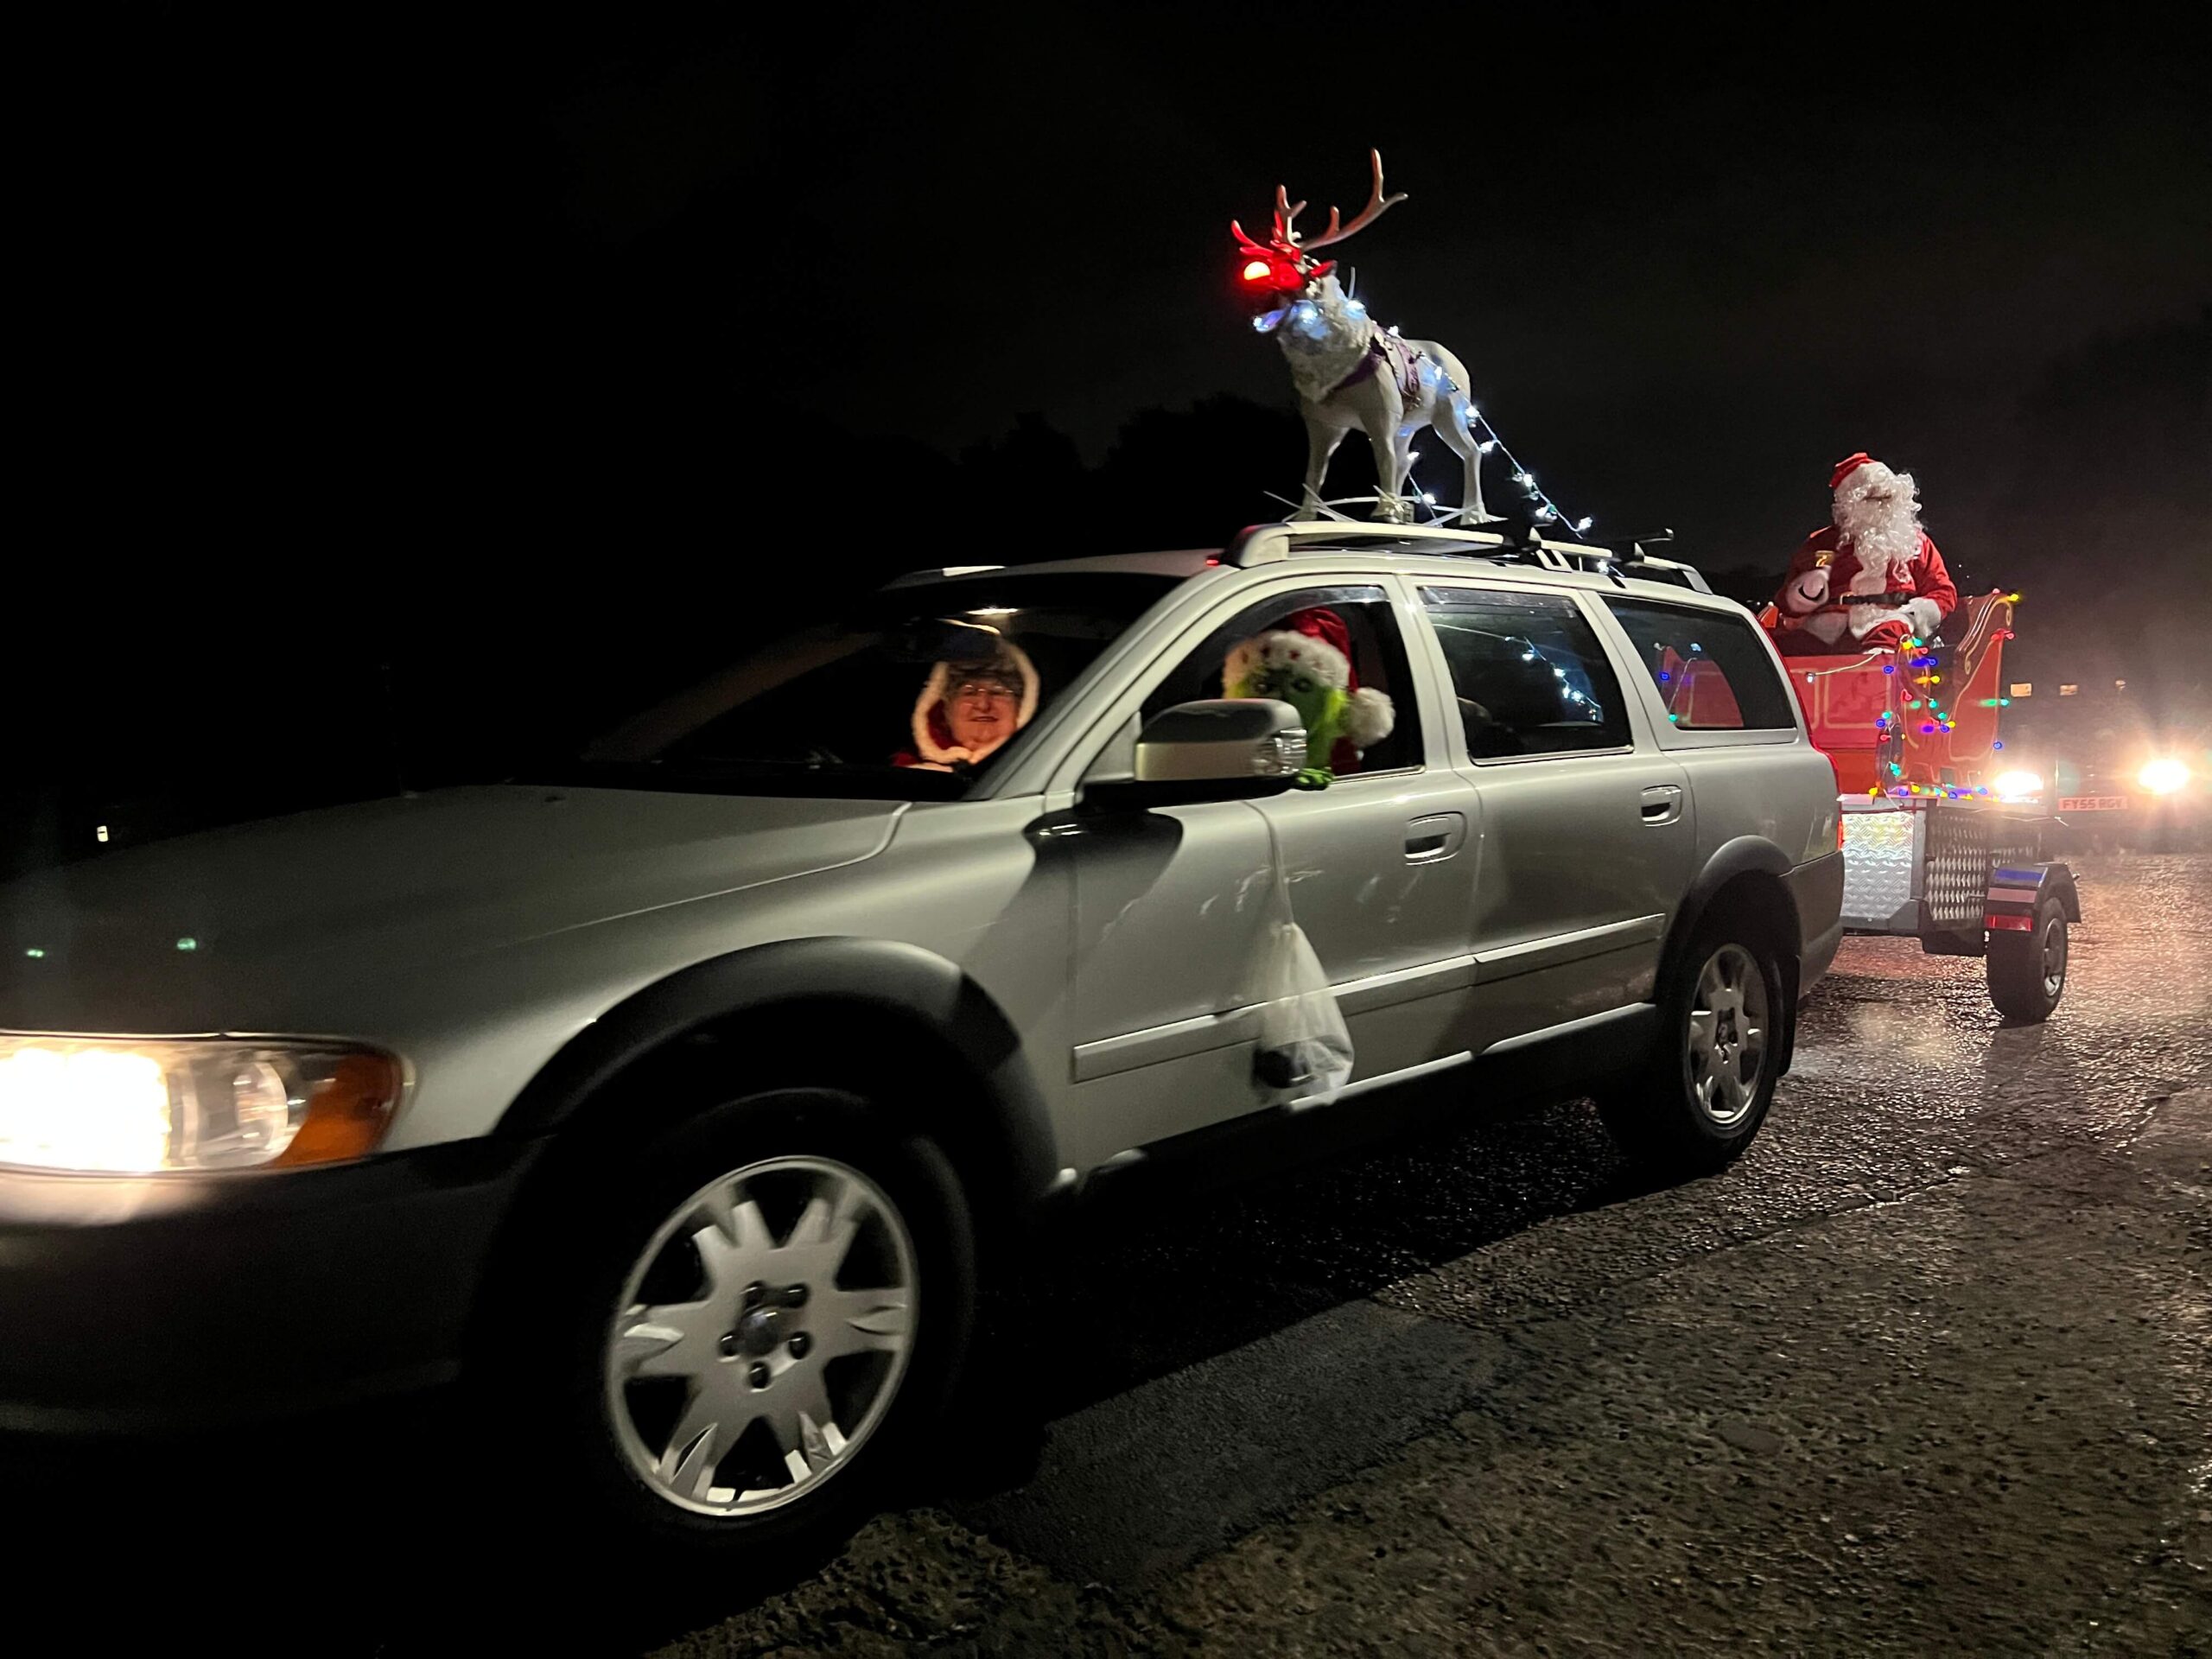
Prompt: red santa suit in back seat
<box><xmin>1773</xmin><ymin>453</ymin><xmax>1958</xmax><ymax>655</ymax></box>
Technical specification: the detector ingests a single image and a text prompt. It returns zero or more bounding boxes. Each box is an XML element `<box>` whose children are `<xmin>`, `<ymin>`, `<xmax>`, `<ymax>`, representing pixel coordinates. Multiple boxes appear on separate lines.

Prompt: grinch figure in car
<box><xmin>1225</xmin><ymin>607</ymin><xmax>1395</xmax><ymax>787</ymax></box>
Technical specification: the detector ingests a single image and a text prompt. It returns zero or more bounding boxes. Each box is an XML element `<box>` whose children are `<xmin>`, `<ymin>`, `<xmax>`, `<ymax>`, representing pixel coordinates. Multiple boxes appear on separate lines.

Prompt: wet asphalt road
<box><xmin>12</xmin><ymin>855</ymin><xmax>2211</xmax><ymax>1656</ymax></box>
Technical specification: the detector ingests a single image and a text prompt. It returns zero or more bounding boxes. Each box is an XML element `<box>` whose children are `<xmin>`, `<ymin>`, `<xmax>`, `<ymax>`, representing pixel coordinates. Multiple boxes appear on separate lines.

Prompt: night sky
<box><xmin>16</xmin><ymin>3</ymin><xmax>2209</xmax><ymax>868</ymax></box>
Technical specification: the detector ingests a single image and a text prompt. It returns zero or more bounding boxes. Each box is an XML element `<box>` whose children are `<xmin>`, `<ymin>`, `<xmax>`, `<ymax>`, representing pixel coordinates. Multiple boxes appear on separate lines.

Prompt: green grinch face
<box><xmin>1228</xmin><ymin>663</ymin><xmax>1347</xmax><ymax>769</ymax></box>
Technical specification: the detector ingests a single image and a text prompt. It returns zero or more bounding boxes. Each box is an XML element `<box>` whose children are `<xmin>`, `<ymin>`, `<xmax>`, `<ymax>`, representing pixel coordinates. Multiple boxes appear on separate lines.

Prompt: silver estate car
<box><xmin>0</xmin><ymin>521</ymin><xmax>1843</xmax><ymax>1562</ymax></box>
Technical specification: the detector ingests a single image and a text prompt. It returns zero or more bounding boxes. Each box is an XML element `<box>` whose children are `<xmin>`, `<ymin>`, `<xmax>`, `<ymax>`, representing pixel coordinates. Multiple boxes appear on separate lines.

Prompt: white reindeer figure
<box><xmin>1234</xmin><ymin>150</ymin><xmax>1490</xmax><ymax>524</ymax></box>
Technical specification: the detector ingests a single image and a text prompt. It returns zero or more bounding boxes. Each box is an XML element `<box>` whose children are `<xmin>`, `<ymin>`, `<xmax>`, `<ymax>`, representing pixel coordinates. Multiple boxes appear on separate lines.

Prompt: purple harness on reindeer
<box><xmin>1331</xmin><ymin>329</ymin><xmax>1426</xmax><ymax>402</ymax></box>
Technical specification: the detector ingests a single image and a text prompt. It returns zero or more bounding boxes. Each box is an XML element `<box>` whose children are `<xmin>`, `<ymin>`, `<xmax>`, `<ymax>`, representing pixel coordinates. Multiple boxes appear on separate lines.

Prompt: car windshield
<box><xmin>544</xmin><ymin>571</ymin><xmax>1179</xmax><ymax>799</ymax></box>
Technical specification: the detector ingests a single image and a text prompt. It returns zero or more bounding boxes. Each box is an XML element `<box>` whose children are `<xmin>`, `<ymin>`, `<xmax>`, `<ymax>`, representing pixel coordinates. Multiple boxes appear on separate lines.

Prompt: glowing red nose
<box><xmin>1241</xmin><ymin>259</ymin><xmax>1273</xmax><ymax>283</ymax></box>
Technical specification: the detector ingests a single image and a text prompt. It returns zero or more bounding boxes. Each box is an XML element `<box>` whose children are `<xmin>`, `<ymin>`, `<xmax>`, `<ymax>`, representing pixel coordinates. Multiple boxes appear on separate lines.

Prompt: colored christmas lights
<box><xmin>1850</xmin><ymin>586</ymin><xmax>2026</xmax><ymax>800</ymax></box>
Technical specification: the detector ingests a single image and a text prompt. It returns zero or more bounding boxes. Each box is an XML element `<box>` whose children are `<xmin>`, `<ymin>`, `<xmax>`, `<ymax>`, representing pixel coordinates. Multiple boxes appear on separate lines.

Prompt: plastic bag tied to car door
<box><xmin>1247</xmin><ymin>812</ymin><xmax>1354</xmax><ymax>1104</ymax></box>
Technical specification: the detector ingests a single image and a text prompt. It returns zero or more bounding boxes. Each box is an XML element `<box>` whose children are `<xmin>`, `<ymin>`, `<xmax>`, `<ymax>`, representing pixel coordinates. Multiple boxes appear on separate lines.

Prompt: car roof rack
<box><xmin>1222</xmin><ymin>519</ymin><xmax>1707</xmax><ymax>592</ymax></box>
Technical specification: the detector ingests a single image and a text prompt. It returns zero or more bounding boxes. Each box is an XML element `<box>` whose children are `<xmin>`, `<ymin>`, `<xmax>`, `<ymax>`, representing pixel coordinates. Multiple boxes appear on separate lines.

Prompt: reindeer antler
<box><xmin>1231</xmin><ymin>149</ymin><xmax>1405</xmax><ymax>255</ymax></box>
<box><xmin>1232</xmin><ymin>184</ymin><xmax>1310</xmax><ymax>253</ymax></box>
<box><xmin>1299</xmin><ymin>149</ymin><xmax>1407</xmax><ymax>251</ymax></box>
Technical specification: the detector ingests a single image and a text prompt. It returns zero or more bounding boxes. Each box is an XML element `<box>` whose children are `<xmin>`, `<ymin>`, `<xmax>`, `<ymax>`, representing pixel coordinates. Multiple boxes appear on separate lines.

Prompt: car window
<box><xmin>1144</xmin><ymin>584</ymin><xmax>1423</xmax><ymax>773</ymax></box>
<box><xmin>1605</xmin><ymin>599</ymin><xmax>1797</xmax><ymax>731</ymax></box>
<box><xmin>564</xmin><ymin>571</ymin><xmax>1179</xmax><ymax>798</ymax></box>
<box><xmin>1419</xmin><ymin>586</ymin><xmax>1630</xmax><ymax>760</ymax></box>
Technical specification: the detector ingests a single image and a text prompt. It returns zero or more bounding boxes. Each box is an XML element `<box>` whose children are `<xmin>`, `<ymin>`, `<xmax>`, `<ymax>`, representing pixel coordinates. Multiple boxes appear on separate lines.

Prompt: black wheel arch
<box><xmin>2030</xmin><ymin>861</ymin><xmax>2082</xmax><ymax>924</ymax></box>
<box><xmin>494</xmin><ymin>938</ymin><xmax>1061</xmax><ymax>1230</ymax></box>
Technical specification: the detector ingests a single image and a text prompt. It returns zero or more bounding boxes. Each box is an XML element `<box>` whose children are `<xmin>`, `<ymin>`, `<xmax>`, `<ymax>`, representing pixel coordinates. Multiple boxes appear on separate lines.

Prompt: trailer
<box><xmin>1765</xmin><ymin>592</ymin><xmax>2080</xmax><ymax>1021</ymax></box>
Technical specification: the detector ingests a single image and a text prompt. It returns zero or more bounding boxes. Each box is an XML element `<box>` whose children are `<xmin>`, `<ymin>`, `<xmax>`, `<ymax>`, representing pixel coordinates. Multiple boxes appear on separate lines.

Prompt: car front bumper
<box><xmin>0</xmin><ymin>1137</ymin><xmax>538</xmax><ymax>1433</ymax></box>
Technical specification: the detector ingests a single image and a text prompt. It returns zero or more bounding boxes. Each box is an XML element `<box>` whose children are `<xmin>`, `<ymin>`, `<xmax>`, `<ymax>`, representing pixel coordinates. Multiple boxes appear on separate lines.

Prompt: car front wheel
<box><xmin>511</xmin><ymin>1087</ymin><xmax>975</xmax><ymax>1572</ymax></box>
<box><xmin>607</xmin><ymin>1153</ymin><xmax>919</xmax><ymax>1516</ymax></box>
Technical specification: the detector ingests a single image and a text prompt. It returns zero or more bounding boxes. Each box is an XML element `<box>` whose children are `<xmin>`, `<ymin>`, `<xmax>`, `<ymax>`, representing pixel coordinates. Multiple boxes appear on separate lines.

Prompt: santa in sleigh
<box><xmin>1769</xmin><ymin>452</ymin><xmax>1958</xmax><ymax>653</ymax></box>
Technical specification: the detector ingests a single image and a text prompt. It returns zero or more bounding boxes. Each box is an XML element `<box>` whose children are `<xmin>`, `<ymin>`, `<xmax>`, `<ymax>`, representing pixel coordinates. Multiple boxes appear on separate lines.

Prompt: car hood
<box><xmin>0</xmin><ymin>785</ymin><xmax>904</xmax><ymax>1033</ymax></box>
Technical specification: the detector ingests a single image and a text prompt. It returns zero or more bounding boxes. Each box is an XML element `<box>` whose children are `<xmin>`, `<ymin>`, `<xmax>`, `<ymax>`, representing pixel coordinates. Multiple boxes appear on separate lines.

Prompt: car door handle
<box><xmin>1639</xmin><ymin>785</ymin><xmax>1684</xmax><ymax>825</ymax></box>
<box><xmin>1405</xmin><ymin>811</ymin><xmax>1467</xmax><ymax>862</ymax></box>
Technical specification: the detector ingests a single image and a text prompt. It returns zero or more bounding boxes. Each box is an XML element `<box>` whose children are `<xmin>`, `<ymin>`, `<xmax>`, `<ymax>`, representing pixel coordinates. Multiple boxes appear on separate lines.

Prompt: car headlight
<box><xmin>1991</xmin><ymin>769</ymin><xmax>2044</xmax><ymax>801</ymax></box>
<box><xmin>0</xmin><ymin>1037</ymin><xmax>402</xmax><ymax>1174</ymax></box>
<box><xmin>2139</xmin><ymin>758</ymin><xmax>2191</xmax><ymax>795</ymax></box>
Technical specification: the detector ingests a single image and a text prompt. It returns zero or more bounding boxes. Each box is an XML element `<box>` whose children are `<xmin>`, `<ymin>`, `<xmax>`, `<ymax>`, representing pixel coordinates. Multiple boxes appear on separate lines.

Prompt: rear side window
<box><xmin>1606</xmin><ymin>599</ymin><xmax>1797</xmax><ymax>731</ymax></box>
<box><xmin>1419</xmin><ymin>587</ymin><xmax>1630</xmax><ymax>759</ymax></box>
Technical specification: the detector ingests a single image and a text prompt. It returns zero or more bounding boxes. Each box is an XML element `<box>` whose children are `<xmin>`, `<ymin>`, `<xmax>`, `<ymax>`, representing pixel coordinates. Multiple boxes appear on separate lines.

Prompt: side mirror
<box><xmin>1082</xmin><ymin>699</ymin><xmax>1307</xmax><ymax>810</ymax></box>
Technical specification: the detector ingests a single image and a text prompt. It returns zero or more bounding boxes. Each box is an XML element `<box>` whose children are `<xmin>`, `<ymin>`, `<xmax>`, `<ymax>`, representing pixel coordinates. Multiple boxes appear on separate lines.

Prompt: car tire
<box><xmin>1599</xmin><ymin>921</ymin><xmax>1786</xmax><ymax>1174</ymax></box>
<box><xmin>1986</xmin><ymin>895</ymin><xmax>2068</xmax><ymax>1023</ymax></box>
<box><xmin>493</xmin><ymin>1085</ymin><xmax>976</xmax><ymax>1580</ymax></box>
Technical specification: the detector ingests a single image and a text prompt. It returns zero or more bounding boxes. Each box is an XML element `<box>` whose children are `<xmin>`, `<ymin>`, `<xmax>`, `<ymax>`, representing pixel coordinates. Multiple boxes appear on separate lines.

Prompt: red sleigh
<box><xmin>1748</xmin><ymin>591</ymin><xmax>2081</xmax><ymax>1021</ymax></box>
<box><xmin>1756</xmin><ymin>590</ymin><xmax>2019</xmax><ymax>799</ymax></box>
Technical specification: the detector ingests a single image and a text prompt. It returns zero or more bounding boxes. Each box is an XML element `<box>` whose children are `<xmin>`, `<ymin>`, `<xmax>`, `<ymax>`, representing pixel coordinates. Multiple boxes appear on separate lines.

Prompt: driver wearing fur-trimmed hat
<box><xmin>893</xmin><ymin>641</ymin><xmax>1041</xmax><ymax>773</ymax></box>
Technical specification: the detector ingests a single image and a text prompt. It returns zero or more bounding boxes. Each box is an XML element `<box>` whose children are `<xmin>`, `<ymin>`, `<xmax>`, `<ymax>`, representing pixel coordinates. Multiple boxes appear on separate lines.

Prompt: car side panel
<box><xmin>1407</xmin><ymin>582</ymin><xmax>1697</xmax><ymax>1046</ymax></box>
<box><xmin>1043</xmin><ymin>566</ymin><xmax>1490</xmax><ymax>1168</ymax></box>
<box><xmin>1458</xmin><ymin>748</ymin><xmax>1694</xmax><ymax>1028</ymax></box>
<box><xmin>1669</xmin><ymin>747</ymin><xmax>1841</xmax><ymax>887</ymax></box>
<box><xmin>373</xmin><ymin>797</ymin><xmax>1072</xmax><ymax>1167</ymax></box>
<box><xmin>1056</xmin><ymin>796</ymin><xmax>1281</xmax><ymax>1170</ymax></box>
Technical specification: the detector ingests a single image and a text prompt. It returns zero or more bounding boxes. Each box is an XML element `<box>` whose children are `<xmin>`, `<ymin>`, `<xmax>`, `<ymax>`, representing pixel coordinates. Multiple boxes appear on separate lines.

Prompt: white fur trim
<box><xmin>1847</xmin><ymin>606</ymin><xmax>1911</xmax><ymax>642</ymax></box>
<box><xmin>911</xmin><ymin>640</ymin><xmax>1040</xmax><ymax>765</ymax></box>
<box><xmin>1339</xmin><ymin>685</ymin><xmax>1395</xmax><ymax>748</ymax></box>
<box><xmin>1224</xmin><ymin>628</ymin><xmax>1351</xmax><ymax>693</ymax></box>
<box><xmin>1903</xmin><ymin>596</ymin><xmax>1943</xmax><ymax>639</ymax></box>
<box><xmin>1780</xmin><ymin>567</ymin><xmax>1830</xmax><ymax>616</ymax></box>
<box><xmin>1832</xmin><ymin>461</ymin><xmax>1923</xmax><ymax>585</ymax></box>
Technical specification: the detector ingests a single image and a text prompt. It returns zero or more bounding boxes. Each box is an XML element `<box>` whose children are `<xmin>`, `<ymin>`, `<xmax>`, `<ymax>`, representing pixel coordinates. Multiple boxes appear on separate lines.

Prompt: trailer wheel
<box><xmin>1987</xmin><ymin>895</ymin><xmax>2068</xmax><ymax>1022</ymax></box>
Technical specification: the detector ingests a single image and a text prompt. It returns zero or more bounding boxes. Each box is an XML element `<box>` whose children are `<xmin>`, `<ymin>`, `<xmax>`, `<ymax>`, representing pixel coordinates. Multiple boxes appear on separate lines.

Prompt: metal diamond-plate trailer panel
<box><xmin>1924</xmin><ymin>807</ymin><xmax>2041</xmax><ymax>929</ymax></box>
<box><xmin>1842</xmin><ymin>806</ymin><xmax>1921</xmax><ymax>931</ymax></box>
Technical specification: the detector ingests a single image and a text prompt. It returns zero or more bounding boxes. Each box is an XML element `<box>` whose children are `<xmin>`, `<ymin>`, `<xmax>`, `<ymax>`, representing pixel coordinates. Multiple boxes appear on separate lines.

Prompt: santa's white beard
<box><xmin>1834</xmin><ymin>484</ymin><xmax>1921</xmax><ymax>588</ymax></box>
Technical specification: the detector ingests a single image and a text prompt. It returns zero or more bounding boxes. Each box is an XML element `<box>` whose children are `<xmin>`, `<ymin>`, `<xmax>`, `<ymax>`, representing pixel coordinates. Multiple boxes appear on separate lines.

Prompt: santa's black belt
<box><xmin>1842</xmin><ymin>592</ymin><xmax>1913</xmax><ymax>606</ymax></box>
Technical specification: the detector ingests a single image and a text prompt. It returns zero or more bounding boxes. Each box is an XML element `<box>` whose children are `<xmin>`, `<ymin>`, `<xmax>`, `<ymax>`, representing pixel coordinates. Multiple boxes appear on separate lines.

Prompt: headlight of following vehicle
<box><xmin>1991</xmin><ymin>769</ymin><xmax>2044</xmax><ymax>801</ymax></box>
<box><xmin>2138</xmin><ymin>758</ymin><xmax>2191</xmax><ymax>795</ymax></box>
<box><xmin>0</xmin><ymin>1037</ymin><xmax>401</xmax><ymax>1174</ymax></box>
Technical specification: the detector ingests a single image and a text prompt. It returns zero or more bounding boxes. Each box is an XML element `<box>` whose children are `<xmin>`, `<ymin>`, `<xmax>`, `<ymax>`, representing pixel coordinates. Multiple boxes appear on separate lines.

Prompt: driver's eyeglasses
<box><xmin>951</xmin><ymin>680</ymin><xmax>1018</xmax><ymax>703</ymax></box>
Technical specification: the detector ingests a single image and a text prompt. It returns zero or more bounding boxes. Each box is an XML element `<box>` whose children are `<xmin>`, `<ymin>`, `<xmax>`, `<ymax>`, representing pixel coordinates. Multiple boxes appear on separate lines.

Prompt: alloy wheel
<box><xmin>603</xmin><ymin>1156</ymin><xmax>918</xmax><ymax>1516</ymax></box>
<box><xmin>1685</xmin><ymin>943</ymin><xmax>1770</xmax><ymax>1128</ymax></box>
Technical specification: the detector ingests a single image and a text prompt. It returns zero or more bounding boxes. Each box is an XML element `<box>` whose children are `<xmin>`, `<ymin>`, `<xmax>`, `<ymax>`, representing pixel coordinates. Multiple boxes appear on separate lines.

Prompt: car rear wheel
<box><xmin>503</xmin><ymin>1087</ymin><xmax>975</xmax><ymax>1573</ymax></box>
<box><xmin>1987</xmin><ymin>895</ymin><xmax>2068</xmax><ymax>1023</ymax></box>
<box><xmin>1599</xmin><ymin>925</ymin><xmax>1785</xmax><ymax>1173</ymax></box>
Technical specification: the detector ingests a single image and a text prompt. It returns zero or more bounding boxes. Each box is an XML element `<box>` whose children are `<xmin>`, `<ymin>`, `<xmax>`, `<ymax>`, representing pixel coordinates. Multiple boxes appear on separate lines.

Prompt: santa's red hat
<box><xmin>1829</xmin><ymin>452</ymin><xmax>1876</xmax><ymax>491</ymax></box>
<box><xmin>1224</xmin><ymin>607</ymin><xmax>1395</xmax><ymax>749</ymax></box>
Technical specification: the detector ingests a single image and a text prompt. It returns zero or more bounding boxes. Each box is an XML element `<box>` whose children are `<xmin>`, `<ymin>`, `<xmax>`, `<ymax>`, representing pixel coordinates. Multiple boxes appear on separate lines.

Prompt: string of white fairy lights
<box><xmin>1326</xmin><ymin>390</ymin><xmax>1592</xmax><ymax>535</ymax></box>
<box><xmin>1410</xmin><ymin>365</ymin><xmax>1586</xmax><ymax>530</ymax></box>
<box><xmin>1330</xmin><ymin>276</ymin><xmax>1593</xmax><ymax>533</ymax></box>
